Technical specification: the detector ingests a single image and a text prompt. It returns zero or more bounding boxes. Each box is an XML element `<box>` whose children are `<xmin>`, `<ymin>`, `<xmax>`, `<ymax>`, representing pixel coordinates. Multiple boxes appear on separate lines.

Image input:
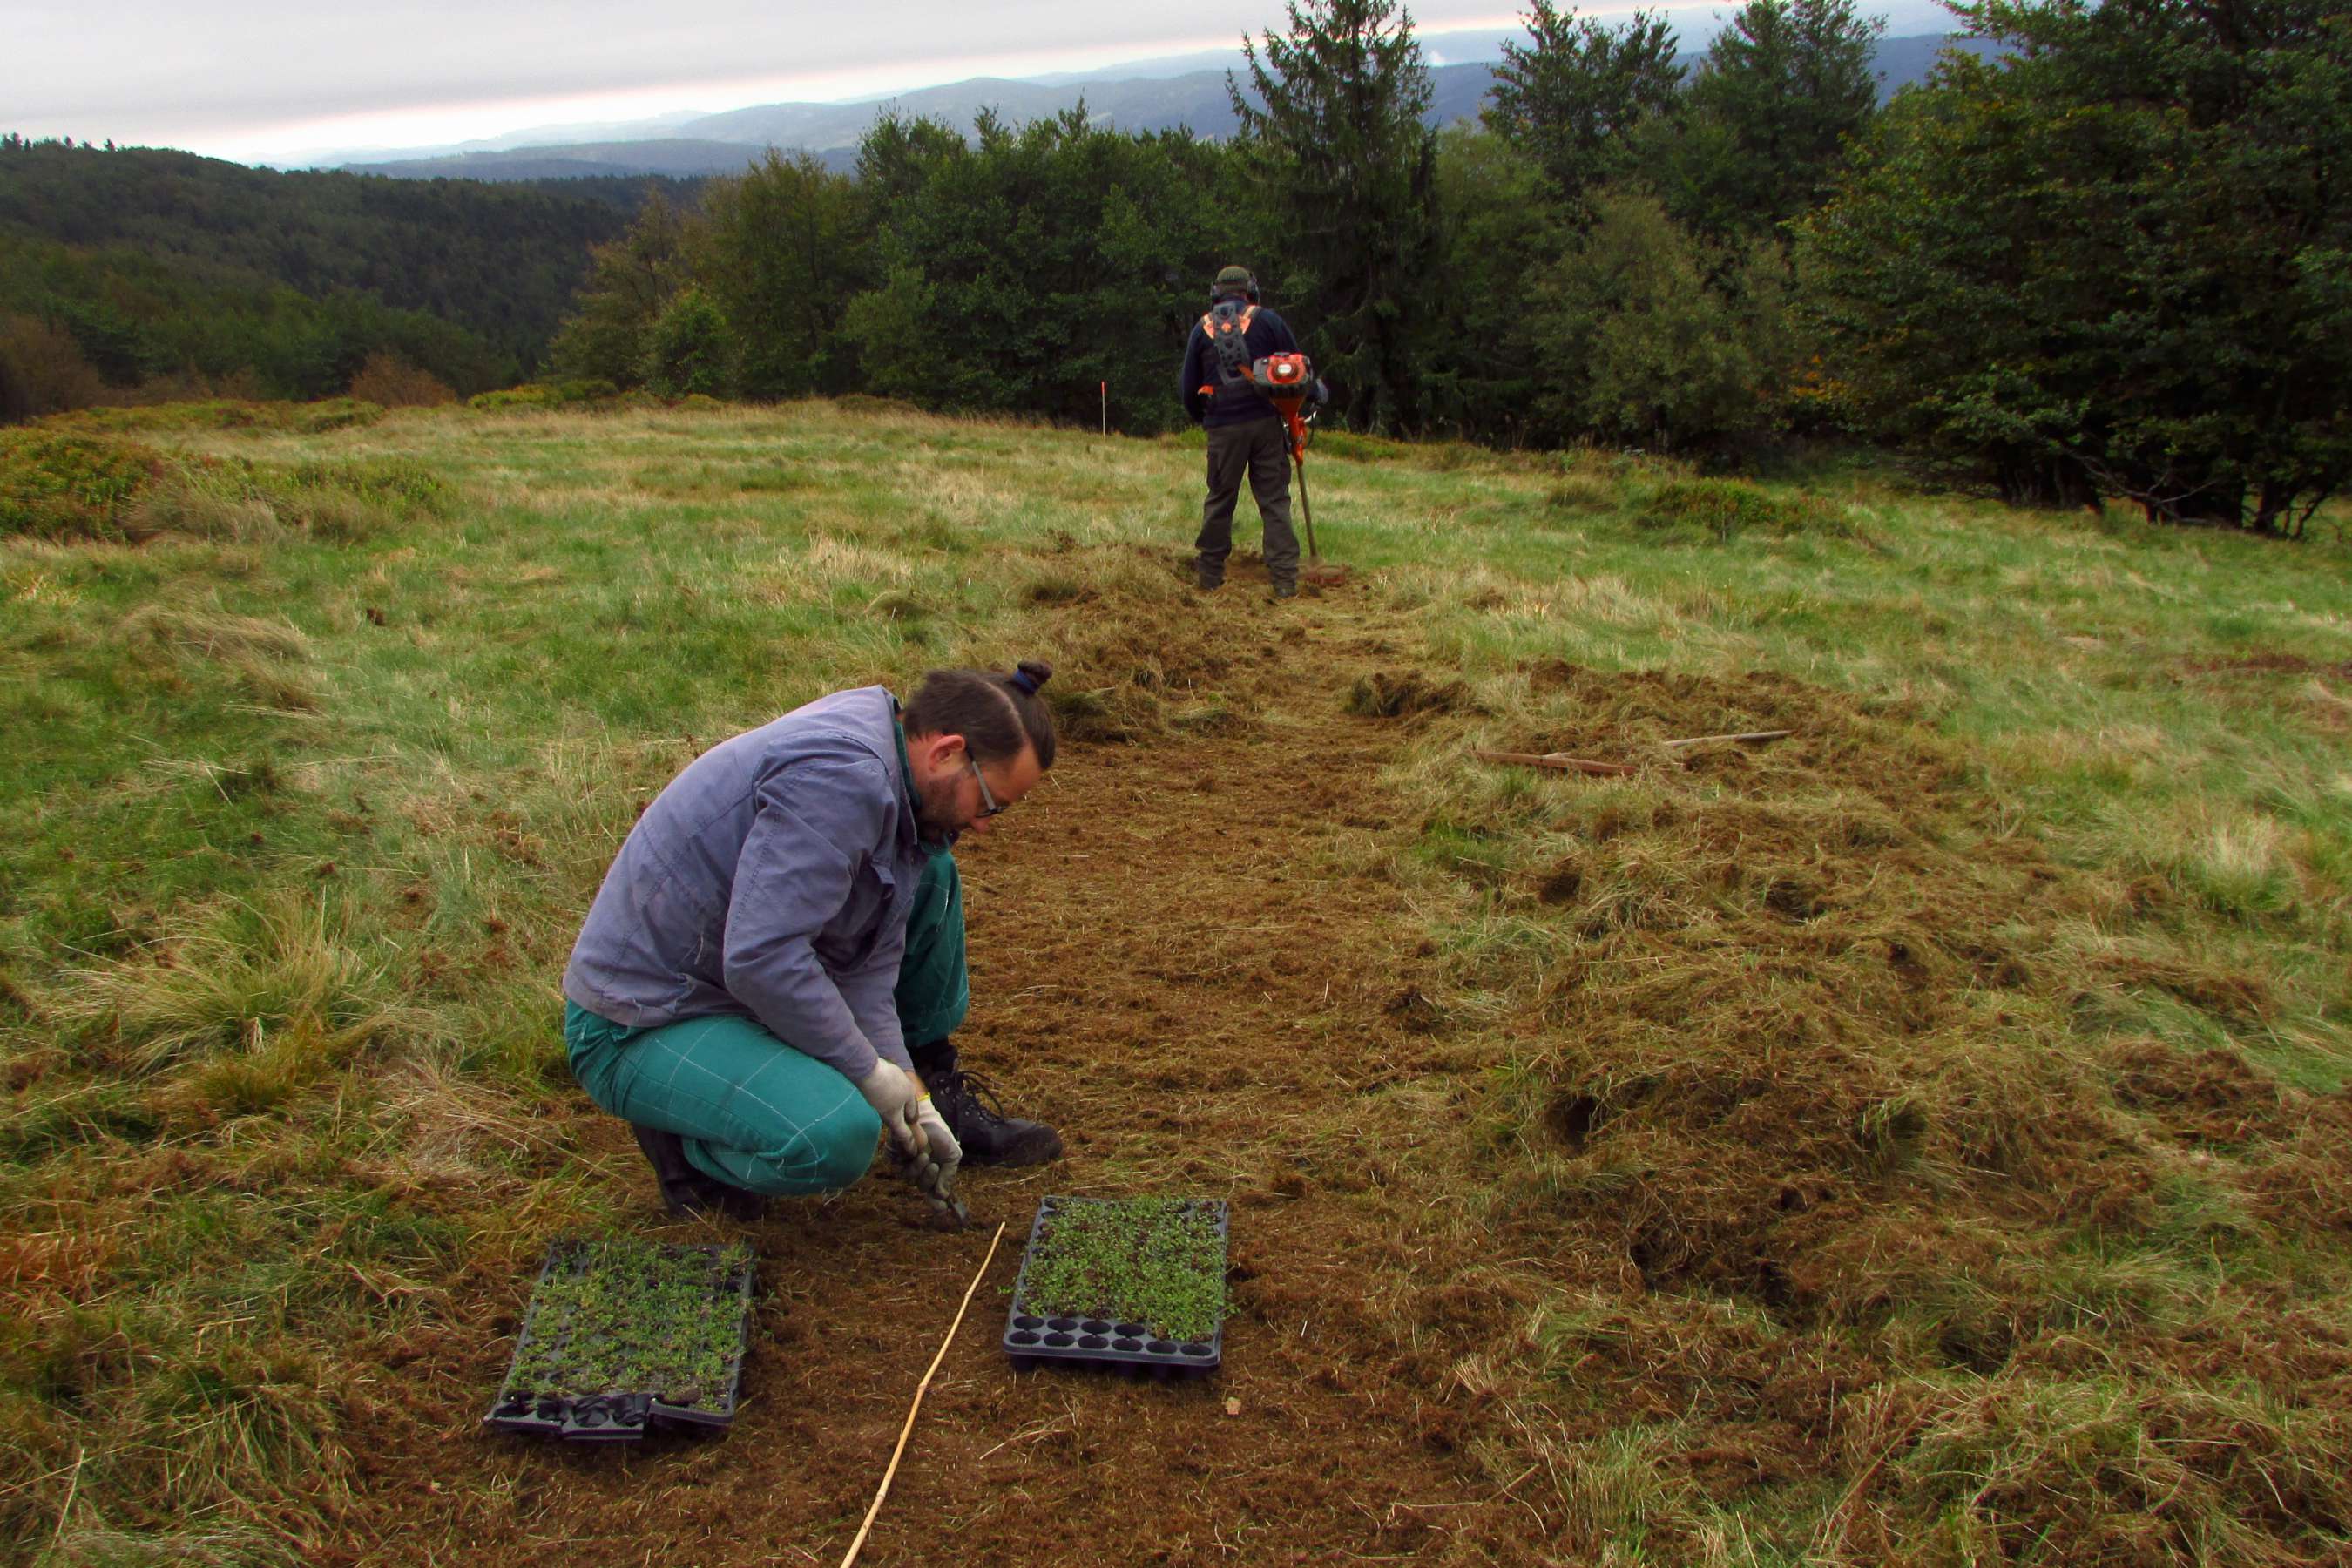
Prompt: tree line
<box><xmin>554</xmin><ymin>0</ymin><xmax>2349</xmax><ymax>535</ymax></box>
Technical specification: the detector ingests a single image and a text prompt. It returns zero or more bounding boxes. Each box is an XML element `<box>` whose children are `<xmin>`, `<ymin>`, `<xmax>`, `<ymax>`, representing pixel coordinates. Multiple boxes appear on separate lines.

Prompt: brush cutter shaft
<box><xmin>1294</xmin><ymin>449</ymin><xmax>1320</xmax><ymax>561</ymax></box>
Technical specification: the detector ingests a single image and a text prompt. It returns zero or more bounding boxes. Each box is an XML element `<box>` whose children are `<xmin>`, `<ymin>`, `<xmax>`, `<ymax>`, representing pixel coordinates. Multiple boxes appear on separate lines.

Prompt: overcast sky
<box><xmin>10</xmin><ymin>0</ymin><xmax>1953</xmax><ymax>165</ymax></box>
<box><xmin>4</xmin><ymin>1</ymin><xmax>1532</xmax><ymax>162</ymax></box>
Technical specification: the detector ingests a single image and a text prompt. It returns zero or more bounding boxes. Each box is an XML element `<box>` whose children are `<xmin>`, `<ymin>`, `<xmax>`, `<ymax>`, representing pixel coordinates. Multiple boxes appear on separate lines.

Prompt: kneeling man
<box><xmin>561</xmin><ymin>662</ymin><xmax>1064</xmax><ymax>1220</ymax></box>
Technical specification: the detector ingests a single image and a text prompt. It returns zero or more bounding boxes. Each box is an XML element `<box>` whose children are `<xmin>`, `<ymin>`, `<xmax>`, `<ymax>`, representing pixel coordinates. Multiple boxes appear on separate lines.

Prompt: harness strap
<box><xmin>1199</xmin><ymin>303</ymin><xmax>1258</xmax><ymax>337</ymax></box>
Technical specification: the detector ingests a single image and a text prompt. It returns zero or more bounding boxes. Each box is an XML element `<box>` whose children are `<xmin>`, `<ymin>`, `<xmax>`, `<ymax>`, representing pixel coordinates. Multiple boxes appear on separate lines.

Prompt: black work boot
<box><xmin>1193</xmin><ymin>560</ymin><xmax>1224</xmax><ymax>591</ymax></box>
<box><xmin>631</xmin><ymin>1125</ymin><xmax>767</xmax><ymax>1220</ymax></box>
<box><xmin>907</xmin><ymin>1039</ymin><xmax>1064</xmax><ymax>1166</ymax></box>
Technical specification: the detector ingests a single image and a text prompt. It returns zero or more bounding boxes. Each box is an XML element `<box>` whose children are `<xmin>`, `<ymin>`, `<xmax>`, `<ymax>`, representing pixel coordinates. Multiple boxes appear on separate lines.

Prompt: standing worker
<box><xmin>1180</xmin><ymin>264</ymin><xmax>1320</xmax><ymax>601</ymax></box>
<box><xmin>562</xmin><ymin>664</ymin><xmax>1065</xmax><ymax>1225</ymax></box>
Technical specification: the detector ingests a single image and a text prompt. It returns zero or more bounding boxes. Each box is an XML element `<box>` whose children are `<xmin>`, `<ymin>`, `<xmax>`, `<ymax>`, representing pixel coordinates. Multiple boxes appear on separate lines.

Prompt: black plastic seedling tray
<box><xmin>1004</xmin><ymin>1196</ymin><xmax>1228</xmax><ymax>1379</ymax></box>
<box><xmin>485</xmin><ymin>1238</ymin><xmax>754</xmax><ymax>1443</ymax></box>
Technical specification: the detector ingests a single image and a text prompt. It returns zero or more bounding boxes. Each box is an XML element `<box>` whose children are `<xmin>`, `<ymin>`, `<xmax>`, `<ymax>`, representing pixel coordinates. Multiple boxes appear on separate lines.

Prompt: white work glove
<box><xmin>913</xmin><ymin>1094</ymin><xmax>963</xmax><ymax>1196</ymax></box>
<box><xmin>898</xmin><ymin>1093</ymin><xmax>968</xmax><ymax>1227</ymax></box>
<box><xmin>855</xmin><ymin>1059</ymin><xmax>924</xmax><ymax>1159</ymax></box>
<box><xmin>857</xmin><ymin>1064</ymin><xmax>968</xmax><ymax>1227</ymax></box>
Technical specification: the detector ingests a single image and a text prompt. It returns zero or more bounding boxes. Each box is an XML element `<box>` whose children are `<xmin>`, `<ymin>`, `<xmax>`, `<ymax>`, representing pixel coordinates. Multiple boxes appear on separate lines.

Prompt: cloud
<box><xmin>14</xmin><ymin>0</ymin><xmax>1951</xmax><ymax>159</ymax></box>
<box><xmin>12</xmin><ymin>0</ymin><xmax>1398</xmax><ymax>136</ymax></box>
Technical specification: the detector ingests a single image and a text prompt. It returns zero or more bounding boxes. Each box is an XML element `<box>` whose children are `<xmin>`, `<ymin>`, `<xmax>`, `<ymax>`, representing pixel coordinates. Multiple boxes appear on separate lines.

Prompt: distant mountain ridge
<box><xmin>341</xmin><ymin>32</ymin><xmax>1994</xmax><ymax>183</ymax></box>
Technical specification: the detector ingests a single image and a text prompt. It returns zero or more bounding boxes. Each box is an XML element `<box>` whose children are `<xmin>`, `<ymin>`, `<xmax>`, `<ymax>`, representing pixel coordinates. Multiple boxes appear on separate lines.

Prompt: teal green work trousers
<box><xmin>566</xmin><ymin>848</ymin><xmax>968</xmax><ymax>1196</ymax></box>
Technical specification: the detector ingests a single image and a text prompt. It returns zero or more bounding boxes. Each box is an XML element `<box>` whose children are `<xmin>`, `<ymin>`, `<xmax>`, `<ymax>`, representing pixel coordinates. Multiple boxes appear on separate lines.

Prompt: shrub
<box><xmin>465</xmin><ymin>379</ymin><xmax>621</xmax><ymax>412</ymax></box>
<box><xmin>36</xmin><ymin>399</ymin><xmax>385</xmax><ymax>436</ymax></box>
<box><xmin>1635</xmin><ymin>476</ymin><xmax>1855</xmax><ymax>542</ymax></box>
<box><xmin>345</xmin><ymin>351</ymin><xmax>456</xmax><ymax>409</ymax></box>
<box><xmin>0</xmin><ymin>429</ymin><xmax>172</xmax><ymax>540</ymax></box>
<box><xmin>1534</xmin><ymin>189</ymin><xmax>1792</xmax><ymax>457</ymax></box>
<box><xmin>289</xmin><ymin>398</ymin><xmax>386</xmax><ymax>433</ymax></box>
<box><xmin>0</xmin><ymin>313</ymin><xmax>107</xmax><ymax>423</ymax></box>
<box><xmin>17</xmin><ymin>442</ymin><xmax>447</xmax><ymax>545</ymax></box>
<box><xmin>56</xmin><ymin>401</ymin><xmax>280</xmax><ymax>434</ymax></box>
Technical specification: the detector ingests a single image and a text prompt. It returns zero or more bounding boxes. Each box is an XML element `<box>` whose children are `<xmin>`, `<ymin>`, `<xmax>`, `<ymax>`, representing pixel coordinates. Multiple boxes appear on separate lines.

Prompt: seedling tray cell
<box><xmin>486</xmin><ymin>1238</ymin><xmax>754</xmax><ymax>1443</ymax></box>
<box><xmin>1004</xmin><ymin>1196</ymin><xmax>1228</xmax><ymax>1379</ymax></box>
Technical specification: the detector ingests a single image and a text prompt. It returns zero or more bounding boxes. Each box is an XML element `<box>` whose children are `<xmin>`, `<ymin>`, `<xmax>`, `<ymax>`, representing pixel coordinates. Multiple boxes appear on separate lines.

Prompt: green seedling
<box><xmin>1020</xmin><ymin>1198</ymin><xmax>1227</xmax><ymax>1343</ymax></box>
<box><xmin>500</xmin><ymin>1238</ymin><xmax>751</xmax><ymax>1409</ymax></box>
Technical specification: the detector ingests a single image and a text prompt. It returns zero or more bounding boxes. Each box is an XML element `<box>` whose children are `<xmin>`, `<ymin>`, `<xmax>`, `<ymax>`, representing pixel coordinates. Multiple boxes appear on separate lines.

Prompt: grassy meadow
<box><xmin>3</xmin><ymin>398</ymin><xmax>2350</xmax><ymax>1564</ymax></box>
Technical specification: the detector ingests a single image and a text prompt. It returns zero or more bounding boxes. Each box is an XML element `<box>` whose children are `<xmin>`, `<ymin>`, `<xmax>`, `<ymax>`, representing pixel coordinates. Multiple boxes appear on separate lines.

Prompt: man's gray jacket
<box><xmin>562</xmin><ymin>686</ymin><xmax>926</xmax><ymax>1083</ymax></box>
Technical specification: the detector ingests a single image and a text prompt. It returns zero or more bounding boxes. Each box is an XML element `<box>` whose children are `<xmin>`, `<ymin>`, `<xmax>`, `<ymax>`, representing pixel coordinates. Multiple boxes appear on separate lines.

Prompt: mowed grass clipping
<box><xmin>1</xmin><ymin>396</ymin><xmax>2349</xmax><ymax>1563</ymax></box>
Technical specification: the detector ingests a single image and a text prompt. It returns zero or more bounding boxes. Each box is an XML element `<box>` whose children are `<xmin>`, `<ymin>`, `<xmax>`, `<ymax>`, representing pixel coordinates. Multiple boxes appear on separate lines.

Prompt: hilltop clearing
<box><xmin>3</xmin><ymin>402</ymin><xmax>2349</xmax><ymax>1564</ymax></box>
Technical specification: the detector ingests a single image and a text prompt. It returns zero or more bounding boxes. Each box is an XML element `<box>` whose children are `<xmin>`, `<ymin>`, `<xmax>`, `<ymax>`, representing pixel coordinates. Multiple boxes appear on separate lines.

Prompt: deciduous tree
<box><xmin>703</xmin><ymin>152</ymin><xmax>866</xmax><ymax>399</ymax></box>
<box><xmin>549</xmin><ymin>196</ymin><xmax>692</xmax><ymax>387</ymax></box>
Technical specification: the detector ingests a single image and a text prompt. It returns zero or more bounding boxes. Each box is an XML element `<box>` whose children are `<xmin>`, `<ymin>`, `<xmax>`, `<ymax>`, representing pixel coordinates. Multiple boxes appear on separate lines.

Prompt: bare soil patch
<box><xmin>342</xmin><ymin>563</ymin><xmax>1517</xmax><ymax>1564</ymax></box>
<box><xmin>330</xmin><ymin>567</ymin><xmax>2352</xmax><ymax>1564</ymax></box>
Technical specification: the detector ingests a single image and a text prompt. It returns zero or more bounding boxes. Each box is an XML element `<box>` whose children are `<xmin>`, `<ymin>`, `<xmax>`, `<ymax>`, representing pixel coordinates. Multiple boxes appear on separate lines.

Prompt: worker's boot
<box><xmin>632</xmin><ymin>1125</ymin><xmax>767</xmax><ymax>1220</ymax></box>
<box><xmin>1193</xmin><ymin>559</ymin><xmax>1224</xmax><ymax>591</ymax></box>
<box><xmin>907</xmin><ymin>1039</ymin><xmax>1063</xmax><ymax>1166</ymax></box>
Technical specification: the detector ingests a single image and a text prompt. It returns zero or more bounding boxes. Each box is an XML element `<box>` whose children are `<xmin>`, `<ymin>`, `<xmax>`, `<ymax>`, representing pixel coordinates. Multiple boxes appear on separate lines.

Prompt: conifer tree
<box><xmin>1484</xmin><ymin>1</ymin><xmax>1684</xmax><ymax>218</ymax></box>
<box><xmin>1228</xmin><ymin>0</ymin><xmax>1438</xmax><ymax>432</ymax></box>
<box><xmin>1656</xmin><ymin>0</ymin><xmax>1882</xmax><ymax>240</ymax></box>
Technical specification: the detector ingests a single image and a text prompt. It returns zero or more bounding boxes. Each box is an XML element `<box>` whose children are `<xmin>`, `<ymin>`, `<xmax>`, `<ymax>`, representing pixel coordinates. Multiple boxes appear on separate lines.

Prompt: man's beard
<box><xmin>914</xmin><ymin>774</ymin><xmax>963</xmax><ymax>844</ymax></box>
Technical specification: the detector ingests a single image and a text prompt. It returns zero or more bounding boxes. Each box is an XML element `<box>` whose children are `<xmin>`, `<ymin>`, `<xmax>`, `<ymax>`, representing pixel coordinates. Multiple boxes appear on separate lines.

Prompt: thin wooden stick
<box><xmin>1472</xmin><ymin>748</ymin><xmax>1637</xmax><ymax>777</ymax></box>
<box><xmin>840</xmin><ymin>1220</ymin><xmax>1008</xmax><ymax>1568</ymax></box>
<box><xmin>1659</xmin><ymin>728</ymin><xmax>1794</xmax><ymax>749</ymax></box>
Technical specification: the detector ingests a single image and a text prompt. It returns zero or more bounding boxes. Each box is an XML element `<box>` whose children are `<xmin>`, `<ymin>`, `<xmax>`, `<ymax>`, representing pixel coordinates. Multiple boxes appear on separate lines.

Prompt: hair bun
<box><xmin>1011</xmin><ymin>659</ymin><xmax>1053</xmax><ymax>696</ymax></box>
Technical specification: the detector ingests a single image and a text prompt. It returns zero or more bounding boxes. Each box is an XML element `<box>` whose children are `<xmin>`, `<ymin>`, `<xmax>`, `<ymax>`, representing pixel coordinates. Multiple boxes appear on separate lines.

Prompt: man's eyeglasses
<box><xmin>967</xmin><ymin>754</ymin><xmax>1010</xmax><ymax>819</ymax></box>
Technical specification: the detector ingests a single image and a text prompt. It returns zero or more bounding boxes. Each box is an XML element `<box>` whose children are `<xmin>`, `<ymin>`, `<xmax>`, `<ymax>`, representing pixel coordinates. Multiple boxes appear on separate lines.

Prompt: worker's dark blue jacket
<box><xmin>1180</xmin><ymin>301</ymin><xmax>1301</xmax><ymax>429</ymax></box>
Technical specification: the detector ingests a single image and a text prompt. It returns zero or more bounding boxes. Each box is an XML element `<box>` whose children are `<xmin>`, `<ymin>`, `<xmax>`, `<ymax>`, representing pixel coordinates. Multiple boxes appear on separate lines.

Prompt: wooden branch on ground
<box><xmin>1475</xmin><ymin>730</ymin><xmax>1795</xmax><ymax>780</ymax></box>
<box><xmin>1472</xmin><ymin>748</ymin><xmax>1637</xmax><ymax>777</ymax></box>
<box><xmin>1659</xmin><ymin>729</ymin><xmax>1794</xmax><ymax>749</ymax></box>
<box><xmin>840</xmin><ymin>1220</ymin><xmax>1008</xmax><ymax>1568</ymax></box>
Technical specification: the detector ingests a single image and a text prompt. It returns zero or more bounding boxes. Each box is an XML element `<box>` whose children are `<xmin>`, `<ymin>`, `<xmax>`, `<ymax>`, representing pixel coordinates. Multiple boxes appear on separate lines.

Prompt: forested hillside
<box><xmin>0</xmin><ymin>141</ymin><xmax>696</xmax><ymax>406</ymax></box>
<box><xmin>3</xmin><ymin>0</ymin><xmax>2344</xmax><ymax>537</ymax></box>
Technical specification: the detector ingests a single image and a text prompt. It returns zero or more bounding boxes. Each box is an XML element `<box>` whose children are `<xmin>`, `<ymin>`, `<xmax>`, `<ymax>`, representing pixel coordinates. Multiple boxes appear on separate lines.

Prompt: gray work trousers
<box><xmin>1195</xmin><ymin>416</ymin><xmax>1298</xmax><ymax>587</ymax></box>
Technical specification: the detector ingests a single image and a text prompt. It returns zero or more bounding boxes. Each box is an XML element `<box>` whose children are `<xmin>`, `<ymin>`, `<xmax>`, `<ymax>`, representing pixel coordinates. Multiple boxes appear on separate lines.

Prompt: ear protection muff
<box><xmin>1209</xmin><ymin>270</ymin><xmax>1260</xmax><ymax>303</ymax></box>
